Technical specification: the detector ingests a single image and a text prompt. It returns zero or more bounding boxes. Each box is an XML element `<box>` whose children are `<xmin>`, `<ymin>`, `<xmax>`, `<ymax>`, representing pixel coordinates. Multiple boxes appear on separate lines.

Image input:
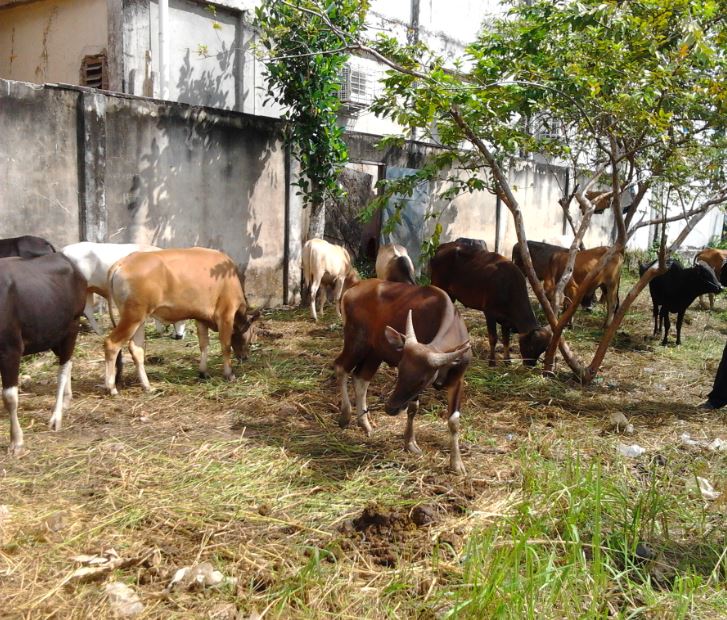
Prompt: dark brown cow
<box><xmin>335</xmin><ymin>280</ymin><xmax>471</xmax><ymax>474</ymax></box>
<box><xmin>430</xmin><ymin>242</ymin><xmax>551</xmax><ymax>366</ymax></box>
<box><xmin>0</xmin><ymin>235</ymin><xmax>56</xmax><ymax>259</ymax></box>
<box><xmin>544</xmin><ymin>246</ymin><xmax>623</xmax><ymax>326</ymax></box>
<box><xmin>512</xmin><ymin>240</ymin><xmax>597</xmax><ymax>309</ymax></box>
<box><xmin>0</xmin><ymin>254</ymin><xmax>86</xmax><ymax>454</ymax></box>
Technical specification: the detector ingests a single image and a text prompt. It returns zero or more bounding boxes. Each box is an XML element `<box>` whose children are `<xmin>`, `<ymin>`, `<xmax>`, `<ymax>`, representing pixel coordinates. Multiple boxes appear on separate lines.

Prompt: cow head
<box><xmin>231</xmin><ymin>308</ymin><xmax>261</xmax><ymax>361</ymax></box>
<box><xmin>383</xmin><ymin>310</ymin><xmax>471</xmax><ymax>415</ymax></box>
<box><xmin>695</xmin><ymin>261</ymin><xmax>723</xmax><ymax>295</ymax></box>
<box><xmin>519</xmin><ymin>326</ymin><xmax>552</xmax><ymax>367</ymax></box>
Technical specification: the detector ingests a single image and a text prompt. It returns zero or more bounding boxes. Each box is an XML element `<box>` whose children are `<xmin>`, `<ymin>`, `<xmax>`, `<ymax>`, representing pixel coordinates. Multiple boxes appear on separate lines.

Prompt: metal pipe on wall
<box><xmin>158</xmin><ymin>0</ymin><xmax>170</xmax><ymax>98</ymax></box>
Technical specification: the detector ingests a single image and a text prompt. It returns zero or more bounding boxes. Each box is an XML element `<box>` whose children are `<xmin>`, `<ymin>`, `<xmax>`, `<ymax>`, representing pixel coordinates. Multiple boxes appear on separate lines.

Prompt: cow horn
<box><xmin>426</xmin><ymin>341</ymin><xmax>471</xmax><ymax>368</ymax></box>
<box><xmin>405</xmin><ymin>309</ymin><xmax>418</xmax><ymax>344</ymax></box>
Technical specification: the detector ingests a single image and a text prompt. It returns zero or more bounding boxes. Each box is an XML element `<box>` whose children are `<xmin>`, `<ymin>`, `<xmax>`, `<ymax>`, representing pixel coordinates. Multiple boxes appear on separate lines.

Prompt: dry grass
<box><xmin>1</xmin><ymin>274</ymin><xmax>725</xmax><ymax>619</ymax></box>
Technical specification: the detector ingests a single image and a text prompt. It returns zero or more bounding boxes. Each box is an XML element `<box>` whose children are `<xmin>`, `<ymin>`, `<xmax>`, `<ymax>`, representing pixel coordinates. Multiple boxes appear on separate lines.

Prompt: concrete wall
<box><xmin>0</xmin><ymin>0</ymin><xmax>108</xmax><ymax>85</ymax></box>
<box><xmin>0</xmin><ymin>78</ymin><xmax>296</xmax><ymax>307</ymax></box>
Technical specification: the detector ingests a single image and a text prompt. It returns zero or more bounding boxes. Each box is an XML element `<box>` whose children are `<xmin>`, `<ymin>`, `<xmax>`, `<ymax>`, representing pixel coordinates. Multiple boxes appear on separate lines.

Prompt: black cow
<box><xmin>0</xmin><ymin>254</ymin><xmax>86</xmax><ymax>455</ymax></box>
<box><xmin>640</xmin><ymin>260</ymin><xmax>722</xmax><ymax>345</ymax></box>
<box><xmin>0</xmin><ymin>235</ymin><xmax>56</xmax><ymax>259</ymax></box>
<box><xmin>454</xmin><ymin>237</ymin><xmax>488</xmax><ymax>252</ymax></box>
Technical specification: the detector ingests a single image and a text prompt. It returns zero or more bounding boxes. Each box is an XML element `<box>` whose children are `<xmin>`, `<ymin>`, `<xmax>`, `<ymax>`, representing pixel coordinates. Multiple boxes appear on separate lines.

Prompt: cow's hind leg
<box><xmin>309</xmin><ymin>278</ymin><xmax>321</xmax><ymax>322</ymax></box>
<box><xmin>105</xmin><ymin>316</ymin><xmax>144</xmax><ymax>395</ymax></box>
<box><xmin>353</xmin><ymin>373</ymin><xmax>373</xmax><ymax>437</ymax></box>
<box><xmin>333</xmin><ymin>277</ymin><xmax>345</xmax><ymax>318</ymax></box>
<box><xmin>501</xmin><ymin>325</ymin><xmax>512</xmax><ymax>365</ymax></box>
<box><xmin>128</xmin><ymin>324</ymin><xmax>151</xmax><ymax>391</ymax></box>
<box><xmin>1</xmin><ymin>350</ymin><xmax>23</xmax><ymax>456</ymax></box>
<box><xmin>486</xmin><ymin>314</ymin><xmax>498</xmax><ymax>367</ymax></box>
<box><xmin>48</xmin><ymin>361</ymin><xmax>72</xmax><ymax>431</ymax></box>
<box><xmin>336</xmin><ymin>364</ymin><xmax>353</xmax><ymax>429</ymax></box>
<box><xmin>661</xmin><ymin>309</ymin><xmax>671</xmax><ymax>346</ymax></box>
<box><xmin>675</xmin><ymin>310</ymin><xmax>685</xmax><ymax>346</ymax></box>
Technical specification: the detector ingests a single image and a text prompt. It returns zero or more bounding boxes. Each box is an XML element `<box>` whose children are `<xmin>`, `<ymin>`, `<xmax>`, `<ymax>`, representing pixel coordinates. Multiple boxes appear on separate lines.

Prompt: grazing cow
<box><xmin>62</xmin><ymin>242</ymin><xmax>186</xmax><ymax>338</ymax></box>
<box><xmin>512</xmin><ymin>240</ymin><xmax>598</xmax><ymax>309</ymax></box>
<box><xmin>302</xmin><ymin>239</ymin><xmax>360</xmax><ymax>321</ymax></box>
<box><xmin>430</xmin><ymin>242</ymin><xmax>551</xmax><ymax>366</ymax></box>
<box><xmin>335</xmin><ymin>280</ymin><xmax>472</xmax><ymax>473</ymax></box>
<box><xmin>694</xmin><ymin>248</ymin><xmax>727</xmax><ymax>309</ymax></box>
<box><xmin>0</xmin><ymin>254</ymin><xmax>86</xmax><ymax>454</ymax></box>
<box><xmin>640</xmin><ymin>260</ymin><xmax>722</xmax><ymax>345</ymax></box>
<box><xmin>375</xmin><ymin>243</ymin><xmax>416</xmax><ymax>284</ymax></box>
<box><xmin>544</xmin><ymin>246</ymin><xmax>623</xmax><ymax>326</ymax></box>
<box><xmin>104</xmin><ymin>248</ymin><xmax>260</xmax><ymax>395</ymax></box>
<box><xmin>0</xmin><ymin>235</ymin><xmax>55</xmax><ymax>259</ymax></box>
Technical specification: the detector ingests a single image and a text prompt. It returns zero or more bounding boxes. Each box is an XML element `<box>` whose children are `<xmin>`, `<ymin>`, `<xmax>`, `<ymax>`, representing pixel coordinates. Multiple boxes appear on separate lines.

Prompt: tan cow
<box><xmin>104</xmin><ymin>248</ymin><xmax>259</xmax><ymax>395</ymax></box>
<box><xmin>544</xmin><ymin>246</ymin><xmax>623</xmax><ymax>327</ymax></box>
<box><xmin>302</xmin><ymin>239</ymin><xmax>360</xmax><ymax>321</ymax></box>
<box><xmin>375</xmin><ymin>243</ymin><xmax>416</xmax><ymax>284</ymax></box>
<box><xmin>695</xmin><ymin>248</ymin><xmax>727</xmax><ymax>309</ymax></box>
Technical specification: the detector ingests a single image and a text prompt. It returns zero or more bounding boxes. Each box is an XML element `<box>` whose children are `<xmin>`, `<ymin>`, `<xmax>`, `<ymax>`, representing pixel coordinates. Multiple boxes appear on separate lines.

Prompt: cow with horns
<box><xmin>334</xmin><ymin>280</ymin><xmax>472</xmax><ymax>474</ymax></box>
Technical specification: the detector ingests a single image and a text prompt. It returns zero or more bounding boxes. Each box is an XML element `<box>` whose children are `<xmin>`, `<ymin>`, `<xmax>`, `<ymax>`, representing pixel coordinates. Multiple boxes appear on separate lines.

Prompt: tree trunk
<box><xmin>307</xmin><ymin>201</ymin><xmax>326</xmax><ymax>241</ymax></box>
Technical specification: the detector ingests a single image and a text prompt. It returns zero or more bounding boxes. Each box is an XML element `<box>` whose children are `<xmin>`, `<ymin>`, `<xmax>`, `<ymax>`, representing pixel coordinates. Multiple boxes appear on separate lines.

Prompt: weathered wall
<box><xmin>0</xmin><ymin>80</ymin><xmax>81</xmax><ymax>247</ymax></box>
<box><xmin>0</xmin><ymin>0</ymin><xmax>108</xmax><ymax>85</ymax></box>
<box><xmin>0</xmin><ymin>78</ymin><xmax>295</xmax><ymax>307</ymax></box>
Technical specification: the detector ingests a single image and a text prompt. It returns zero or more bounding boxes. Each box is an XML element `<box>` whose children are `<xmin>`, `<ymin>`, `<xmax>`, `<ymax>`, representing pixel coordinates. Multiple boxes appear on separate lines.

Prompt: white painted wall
<box><xmin>0</xmin><ymin>0</ymin><xmax>108</xmax><ymax>86</ymax></box>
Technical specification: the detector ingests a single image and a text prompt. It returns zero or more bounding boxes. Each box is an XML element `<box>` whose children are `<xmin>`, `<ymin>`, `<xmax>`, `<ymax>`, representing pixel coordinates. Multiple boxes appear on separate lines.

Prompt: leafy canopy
<box><xmin>255</xmin><ymin>0</ymin><xmax>369</xmax><ymax>209</ymax></box>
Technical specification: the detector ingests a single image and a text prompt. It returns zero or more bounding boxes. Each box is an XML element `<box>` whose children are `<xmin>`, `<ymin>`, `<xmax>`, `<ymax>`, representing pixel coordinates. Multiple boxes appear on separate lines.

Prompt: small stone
<box><xmin>105</xmin><ymin>582</ymin><xmax>144</xmax><ymax>618</ymax></box>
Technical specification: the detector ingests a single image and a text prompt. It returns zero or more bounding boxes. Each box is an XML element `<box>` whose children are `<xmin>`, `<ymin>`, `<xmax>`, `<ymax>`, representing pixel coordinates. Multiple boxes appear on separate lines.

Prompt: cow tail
<box><xmin>302</xmin><ymin>243</ymin><xmax>311</xmax><ymax>287</ymax></box>
<box><xmin>107</xmin><ymin>265</ymin><xmax>119</xmax><ymax>328</ymax></box>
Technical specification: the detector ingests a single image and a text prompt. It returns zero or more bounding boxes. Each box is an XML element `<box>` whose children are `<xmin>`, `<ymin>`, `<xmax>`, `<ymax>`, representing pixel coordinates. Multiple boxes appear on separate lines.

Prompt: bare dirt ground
<box><xmin>1</xmin><ymin>276</ymin><xmax>725</xmax><ymax>619</ymax></box>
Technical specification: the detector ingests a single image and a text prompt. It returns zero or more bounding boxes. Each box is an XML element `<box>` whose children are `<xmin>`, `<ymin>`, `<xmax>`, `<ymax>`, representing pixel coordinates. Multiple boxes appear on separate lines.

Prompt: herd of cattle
<box><xmin>1</xmin><ymin>233</ymin><xmax>726</xmax><ymax>472</ymax></box>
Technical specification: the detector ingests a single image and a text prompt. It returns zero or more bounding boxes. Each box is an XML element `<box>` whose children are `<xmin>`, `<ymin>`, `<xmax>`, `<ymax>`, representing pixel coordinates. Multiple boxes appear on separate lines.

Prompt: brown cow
<box><xmin>430</xmin><ymin>242</ymin><xmax>551</xmax><ymax>366</ymax></box>
<box><xmin>695</xmin><ymin>248</ymin><xmax>727</xmax><ymax>309</ymax></box>
<box><xmin>375</xmin><ymin>243</ymin><xmax>416</xmax><ymax>284</ymax></box>
<box><xmin>104</xmin><ymin>248</ymin><xmax>259</xmax><ymax>395</ymax></box>
<box><xmin>335</xmin><ymin>280</ymin><xmax>471</xmax><ymax>474</ymax></box>
<box><xmin>544</xmin><ymin>246</ymin><xmax>623</xmax><ymax>326</ymax></box>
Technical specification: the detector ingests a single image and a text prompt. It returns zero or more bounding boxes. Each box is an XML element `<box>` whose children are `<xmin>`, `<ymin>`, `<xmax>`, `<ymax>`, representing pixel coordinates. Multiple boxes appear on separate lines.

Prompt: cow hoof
<box><xmin>488</xmin><ymin>359</ymin><xmax>497</xmax><ymax>368</ymax></box>
<box><xmin>173</xmin><ymin>334</ymin><xmax>183</xmax><ymax>340</ymax></box>
<box><xmin>48</xmin><ymin>418</ymin><xmax>61</xmax><ymax>432</ymax></box>
<box><xmin>8</xmin><ymin>443</ymin><xmax>25</xmax><ymax>457</ymax></box>
<box><xmin>449</xmin><ymin>461</ymin><xmax>467</xmax><ymax>476</ymax></box>
<box><xmin>405</xmin><ymin>442</ymin><xmax>422</xmax><ymax>455</ymax></box>
<box><xmin>224</xmin><ymin>373</ymin><xmax>236</xmax><ymax>382</ymax></box>
<box><xmin>198</xmin><ymin>371</ymin><xmax>210</xmax><ymax>380</ymax></box>
<box><xmin>338</xmin><ymin>414</ymin><xmax>351</xmax><ymax>429</ymax></box>
<box><xmin>108</xmin><ymin>388</ymin><xmax>119</xmax><ymax>397</ymax></box>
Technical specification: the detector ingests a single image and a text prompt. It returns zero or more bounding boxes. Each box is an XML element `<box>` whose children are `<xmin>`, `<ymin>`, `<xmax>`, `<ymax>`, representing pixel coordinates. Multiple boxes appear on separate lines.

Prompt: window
<box><xmin>80</xmin><ymin>52</ymin><xmax>108</xmax><ymax>90</ymax></box>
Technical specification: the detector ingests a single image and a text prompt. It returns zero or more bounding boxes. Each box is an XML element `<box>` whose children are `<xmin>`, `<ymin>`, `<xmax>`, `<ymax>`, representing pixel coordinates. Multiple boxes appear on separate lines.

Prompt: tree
<box><xmin>254</xmin><ymin>0</ymin><xmax>369</xmax><ymax>240</ymax></box>
<box><xmin>352</xmin><ymin>0</ymin><xmax>727</xmax><ymax>382</ymax></box>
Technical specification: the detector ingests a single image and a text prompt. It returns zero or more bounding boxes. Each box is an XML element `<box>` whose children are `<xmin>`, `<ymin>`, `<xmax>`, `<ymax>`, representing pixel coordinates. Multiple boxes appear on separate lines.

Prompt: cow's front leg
<box><xmin>404</xmin><ymin>408</ymin><xmax>421</xmax><ymax>455</ymax></box>
<box><xmin>219</xmin><ymin>320</ymin><xmax>235</xmax><ymax>381</ymax></box>
<box><xmin>661</xmin><ymin>310</ymin><xmax>671</xmax><ymax>346</ymax></box>
<box><xmin>49</xmin><ymin>361</ymin><xmax>72</xmax><ymax>431</ymax></box>
<box><xmin>84</xmin><ymin>292</ymin><xmax>103</xmax><ymax>335</ymax></box>
<box><xmin>196</xmin><ymin>322</ymin><xmax>210</xmax><ymax>379</ymax></box>
<box><xmin>446</xmin><ymin>381</ymin><xmax>466</xmax><ymax>475</ymax></box>
<box><xmin>309</xmin><ymin>279</ymin><xmax>321</xmax><ymax>322</ymax></box>
<box><xmin>128</xmin><ymin>324</ymin><xmax>151</xmax><ymax>391</ymax></box>
<box><xmin>336</xmin><ymin>364</ymin><xmax>352</xmax><ymax>428</ymax></box>
<box><xmin>501</xmin><ymin>325</ymin><xmax>512</xmax><ymax>365</ymax></box>
<box><xmin>3</xmin><ymin>385</ymin><xmax>23</xmax><ymax>456</ymax></box>
<box><xmin>353</xmin><ymin>374</ymin><xmax>373</xmax><ymax>436</ymax></box>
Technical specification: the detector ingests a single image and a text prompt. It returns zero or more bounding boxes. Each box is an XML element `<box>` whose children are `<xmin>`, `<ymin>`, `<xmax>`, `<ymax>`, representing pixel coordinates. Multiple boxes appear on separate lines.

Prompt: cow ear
<box><xmin>384</xmin><ymin>326</ymin><xmax>406</xmax><ymax>352</ymax></box>
<box><xmin>248</xmin><ymin>309</ymin><xmax>262</xmax><ymax>323</ymax></box>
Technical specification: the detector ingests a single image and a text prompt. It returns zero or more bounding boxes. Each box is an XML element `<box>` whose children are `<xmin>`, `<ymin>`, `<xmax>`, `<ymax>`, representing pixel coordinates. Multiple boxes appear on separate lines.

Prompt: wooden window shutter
<box><xmin>80</xmin><ymin>52</ymin><xmax>108</xmax><ymax>89</ymax></box>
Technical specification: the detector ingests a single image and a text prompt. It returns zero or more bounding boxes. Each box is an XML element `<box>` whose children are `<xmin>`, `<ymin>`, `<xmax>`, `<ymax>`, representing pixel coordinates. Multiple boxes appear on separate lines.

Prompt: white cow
<box><xmin>375</xmin><ymin>243</ymin><xmax>416</xmax><ymax>284</ymax></box>
<box><xmin>302</xmin><ymin>239</ymin><xmax>360</xmax><ymax>321</ymax></box>
<box><xmin>61</xmin><ymin>242</ymin><xmax>186</xmax><ymax>338</ymax></box>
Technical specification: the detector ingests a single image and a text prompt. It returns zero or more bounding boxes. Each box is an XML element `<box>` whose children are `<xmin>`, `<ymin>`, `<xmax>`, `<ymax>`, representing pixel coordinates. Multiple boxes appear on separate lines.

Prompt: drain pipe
<box><xmin>159</xmin><ymin>0</ymin><xmax>170</xmax><ymax>98</ymax></box>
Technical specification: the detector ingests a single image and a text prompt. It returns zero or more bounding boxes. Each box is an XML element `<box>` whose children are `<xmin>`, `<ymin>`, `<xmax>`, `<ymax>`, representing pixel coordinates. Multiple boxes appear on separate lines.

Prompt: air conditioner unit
<box><xmin>338</xmin><ymin>64</ymin><xmax>371</xmax><ymax>112</ymax></box>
